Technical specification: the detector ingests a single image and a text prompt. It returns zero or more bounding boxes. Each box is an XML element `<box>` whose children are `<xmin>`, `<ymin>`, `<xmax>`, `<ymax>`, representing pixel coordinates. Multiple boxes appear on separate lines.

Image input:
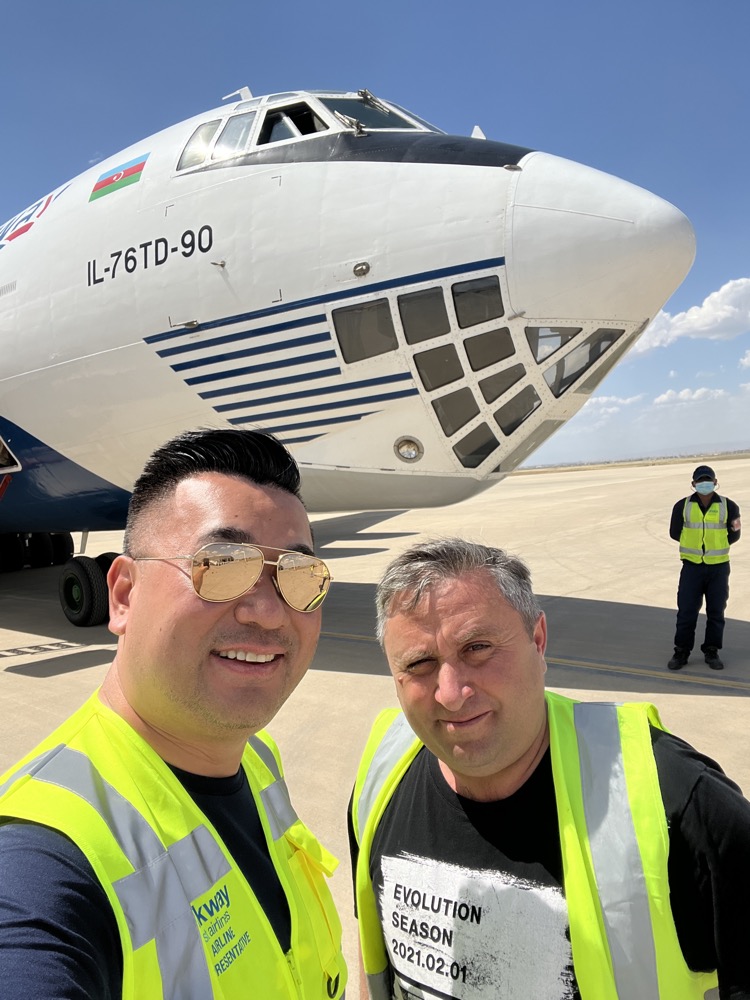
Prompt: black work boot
<box><xmin>704</xmin><ymin>647</ymin><xmax>724</xmax><ymax>670</ymax></box>
<box><xmin>667</xmin><ymin>648</ymin><xmax>689</xmax><ymax>671</ymax></box>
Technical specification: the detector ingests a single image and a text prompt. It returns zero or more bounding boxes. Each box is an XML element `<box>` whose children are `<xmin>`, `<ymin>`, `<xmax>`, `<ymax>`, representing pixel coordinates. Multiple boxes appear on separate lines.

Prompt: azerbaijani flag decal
<box><xmin>89</xmin><ymin>154</ymin><xmax>150</xmax><ymax>202</ymax></box>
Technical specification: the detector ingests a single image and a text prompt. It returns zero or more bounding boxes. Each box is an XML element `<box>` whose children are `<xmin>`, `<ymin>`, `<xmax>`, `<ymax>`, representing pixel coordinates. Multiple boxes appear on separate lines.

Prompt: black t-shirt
<box><xmin>0</xmin><ymin>763</ymin><xmax>291</xmax><ymax>1000</ymax></box>
<box><xmin>349</xmin><ymin>727</ymin><xmax>750</xmax><ymax>999</ymax></box>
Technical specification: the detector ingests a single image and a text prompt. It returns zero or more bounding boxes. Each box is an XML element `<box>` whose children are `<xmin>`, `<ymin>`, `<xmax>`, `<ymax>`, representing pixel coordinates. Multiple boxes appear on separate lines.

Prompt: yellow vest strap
<box><xmin>23</xmin><ymin>744</ymin><xmax>224</xmax><ymax>996</ymax></box>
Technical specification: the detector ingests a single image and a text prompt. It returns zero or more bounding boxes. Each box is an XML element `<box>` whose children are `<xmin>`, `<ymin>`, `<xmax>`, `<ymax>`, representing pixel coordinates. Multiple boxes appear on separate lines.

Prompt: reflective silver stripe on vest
<box><xmin>20</xmin><ymin>744</ymin><xmax>227</xmax><ymax>998</ymax></box>
<box><xmin>249</xmin><ymin>736</ymin><xmax>298</xmax><ymax>839</ymax></box>
<box><xmin>356</xmin><ymin>714</ymin><xmax>417</xmax><ymax>840</ymax></box>
<box><xmin>574</xmin><ymin>702</ymin><xmax>658</xmax><ymax>1000</ymax></box>
<box><xmin>0</xmin><ymin>744</ymin><xmax>66</xmax><ymax>799</ymax></box>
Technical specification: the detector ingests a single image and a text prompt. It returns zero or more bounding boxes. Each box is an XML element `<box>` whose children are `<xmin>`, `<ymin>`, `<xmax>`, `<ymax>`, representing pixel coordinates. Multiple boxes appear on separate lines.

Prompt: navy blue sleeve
<box><xmin>669</xmin><ymin>498</ymin><xmax>685</xmax><ymax>541</ymax></box>
<box><xmin>0</xmin><ymin>821</ymin><xmax>122</xmax><ymax>1000</ymax></box>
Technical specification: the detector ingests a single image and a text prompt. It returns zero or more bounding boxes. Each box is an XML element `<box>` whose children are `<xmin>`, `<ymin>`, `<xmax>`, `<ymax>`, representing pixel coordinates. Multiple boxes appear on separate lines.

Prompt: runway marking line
<box><xmin>547</xmin><ymin>656</ymin><xmax>750</xmax><ymax>693</ymax></box>
<box><xmin>320</xmin><ymin>632</ymin><xmax>750</xmax><ymax>693</ymax></box>
<box><xmin>0</xmin><ymin>641</ymin><xmax>84</xmax><ymax>659</ymax></box>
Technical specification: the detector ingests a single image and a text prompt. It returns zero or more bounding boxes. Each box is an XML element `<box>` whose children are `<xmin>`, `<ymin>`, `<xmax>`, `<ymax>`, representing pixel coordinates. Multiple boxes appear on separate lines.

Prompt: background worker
<box><xmin>350</xmin><ymin>537</ymin><xmax>750</xmax><ymax>999</ymax></box>
<box><xmin>0</xmin><ymin>427</ymin><xmax>346</xmax><ymax>1000</ymax></box>
<box><xmin>668</xmin><ymin>463</ymin><xmax>741</xmax><ymax>671</ymax></box>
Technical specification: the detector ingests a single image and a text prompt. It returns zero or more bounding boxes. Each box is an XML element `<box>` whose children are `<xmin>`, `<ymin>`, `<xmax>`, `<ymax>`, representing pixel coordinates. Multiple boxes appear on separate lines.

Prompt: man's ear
<box><xmin>108</xmin><ymin>555</ymin><xmax>136</xmax><ymax>637</ymax></box>
<box><xmin>533</xmin><ymin>611</ymin><xmax>548</xmax><ymax>657</ymax></box>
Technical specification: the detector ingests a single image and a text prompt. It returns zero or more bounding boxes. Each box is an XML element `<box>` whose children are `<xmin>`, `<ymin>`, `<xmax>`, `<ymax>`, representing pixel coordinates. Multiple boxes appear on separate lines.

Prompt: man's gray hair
<box><xmin>375</xmin><ymin>537</ymin><xmax>541</xmax><ymax>645</ymax></box>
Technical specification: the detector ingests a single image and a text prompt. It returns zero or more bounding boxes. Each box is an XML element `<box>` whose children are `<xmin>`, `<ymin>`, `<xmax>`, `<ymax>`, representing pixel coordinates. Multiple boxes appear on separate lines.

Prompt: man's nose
<box><xmin>434</xmin><ymin>662</ymin><xmax>472</xmax><ymax>711</ymax></box>
<box><xmin>233</xmin><ymin>568</ymin><xmax>288</xmax><ymax>628</ymax></box>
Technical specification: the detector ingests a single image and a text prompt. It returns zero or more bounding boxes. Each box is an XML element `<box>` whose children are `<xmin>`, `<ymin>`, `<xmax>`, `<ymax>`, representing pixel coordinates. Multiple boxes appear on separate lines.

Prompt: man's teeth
<box><xmin>218</xmin><ymin>651</ymin><xmax>275</xmax><ymax>663</ymax></box>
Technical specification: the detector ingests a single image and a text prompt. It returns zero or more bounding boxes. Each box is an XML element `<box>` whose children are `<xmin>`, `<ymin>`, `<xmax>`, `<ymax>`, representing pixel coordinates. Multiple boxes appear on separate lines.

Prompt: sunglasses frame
<box><xmin>133</xmin><ymin>542</ymin><xmax>331</xmax><ymax>612</ymax></box>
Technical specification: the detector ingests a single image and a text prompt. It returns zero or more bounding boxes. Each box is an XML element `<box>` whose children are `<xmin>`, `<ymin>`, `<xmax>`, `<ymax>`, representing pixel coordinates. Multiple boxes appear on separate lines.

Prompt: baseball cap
<box><xmin>692</xmin><ymin>465</ymin><xmax>716</xmax><ymax>481</ymax></box>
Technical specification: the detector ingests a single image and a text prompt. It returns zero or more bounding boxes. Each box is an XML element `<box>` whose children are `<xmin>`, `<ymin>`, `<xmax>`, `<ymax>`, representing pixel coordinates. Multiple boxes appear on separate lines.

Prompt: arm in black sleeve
<box><xmin>669</xmin><ymin>499</ymin><xmax>685</xmax><ymax>542</ymax></box>
<box><xmin>653</xmin><ymin>728</ymin><xmax>750</xmax><ymax>999</ymax></box>
<box><xmin>0</xmin><ymin>822</ymin><xmax>122</xmax><ymax>1000</ymax></box>
<box><xmin>727</xmin><ymin>498</ymin><xmax>741</xmax><ymax>545</ymax></box>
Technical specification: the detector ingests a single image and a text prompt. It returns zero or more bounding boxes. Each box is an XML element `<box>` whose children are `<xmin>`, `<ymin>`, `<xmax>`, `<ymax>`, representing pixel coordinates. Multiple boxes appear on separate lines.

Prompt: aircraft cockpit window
<box><xmin>525</xmin><ymin>326</ymin><xmax>581</xmax><ymax>362</ymax></box>
<box><xmin>319</xmin><ymin>97</ymin><xmax>417</xmax><ymax>130</ymax></box>
<box><xmin>452</xmin><ymin>277</ymin><xmax>504</xmax><ymax>329</ymax></box>
<box><xmin>389</xmin><ymin>102</ymin><xmax>445</xmax><ymax>133</ymax></box>
<box><xmin>332</xmin><ymin>299</ymin><xmax>398</xmax><ymax>363</ymax></box>
<box><xmin>543</xmin><ymin>329</ymin><xmax>624</xmax><ymax>398</ymax></box>
<box><xmin>398</xmin><ymin>288</ymin><xmax>450</xmax><ymax>344</ymax></box>
<box><xmin>212</xmin><ymin>112</ymin><xmax>258</xmax><ymax>161</ymax></box>
<box><xmin>177</xmin><ymin>120</ymin><xmax>221</xmax><ymax>170</ymax></box>
<box><xmin>256</xmin><ymin>104</ymin><xmax>329</xmax><ymax>145</ymax></box>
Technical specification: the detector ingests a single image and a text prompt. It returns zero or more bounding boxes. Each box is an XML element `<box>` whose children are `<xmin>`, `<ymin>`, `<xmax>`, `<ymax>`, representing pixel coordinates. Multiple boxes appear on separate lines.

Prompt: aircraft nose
<box><xmin>504</xmin><ymin>151</ymin><xmax>696</xmax><ymax>322</ymax></box>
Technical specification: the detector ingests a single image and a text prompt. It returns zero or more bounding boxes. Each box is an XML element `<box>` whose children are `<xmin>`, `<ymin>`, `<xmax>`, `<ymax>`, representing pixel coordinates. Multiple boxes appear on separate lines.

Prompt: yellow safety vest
<box><xmin>680</xmin><ymin>497</ymin><xmax>730</xmax><ymax>564</ymax></box>
<box><xmin>352</xmin><ymin>691</ymin><xmax>718</xmax><ymax>1000</ymax></box>
<box><xmin>0</xmin><ymin>692</ymin><xmax>346</xmax><ymax>1000</ymax></box>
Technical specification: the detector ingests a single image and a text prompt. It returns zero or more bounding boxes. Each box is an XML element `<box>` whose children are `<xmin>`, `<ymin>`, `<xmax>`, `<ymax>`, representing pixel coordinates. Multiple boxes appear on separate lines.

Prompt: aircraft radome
<box><xmin>0</xmin><ymin>87</ymin><xmax>695</xmax><ymax>625</ymax></box>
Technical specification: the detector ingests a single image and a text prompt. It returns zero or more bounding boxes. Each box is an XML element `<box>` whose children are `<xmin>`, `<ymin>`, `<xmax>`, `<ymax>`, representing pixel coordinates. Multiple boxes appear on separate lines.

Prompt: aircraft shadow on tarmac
<box><xmin>2</xmin><ymin>561</ymin><xmax>748</xmax><ymax>699</ymax></box>
<box><xmin>313</xmin><ymin>582</ymin><xmax>750</xmax><ymax>699</ymax></box>
<box><xmin>312</xmin><ymin>509</ymin><xmax>412</xmax><ymax>558</ymax></box>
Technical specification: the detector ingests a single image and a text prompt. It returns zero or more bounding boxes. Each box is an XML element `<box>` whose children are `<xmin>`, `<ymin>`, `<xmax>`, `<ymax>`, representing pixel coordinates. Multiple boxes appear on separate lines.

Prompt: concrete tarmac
<box><xmin>1</xmin><ymin>455</ymin><xmax>748</xmax><ymax>981</ymax></box>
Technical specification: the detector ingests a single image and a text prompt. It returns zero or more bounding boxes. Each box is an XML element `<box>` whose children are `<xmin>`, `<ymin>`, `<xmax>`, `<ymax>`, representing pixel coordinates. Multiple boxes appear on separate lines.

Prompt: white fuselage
<box><xmin>0</xmin><ymin>89</ymin><xmax>695</xmax><ymax>529</ymax></box>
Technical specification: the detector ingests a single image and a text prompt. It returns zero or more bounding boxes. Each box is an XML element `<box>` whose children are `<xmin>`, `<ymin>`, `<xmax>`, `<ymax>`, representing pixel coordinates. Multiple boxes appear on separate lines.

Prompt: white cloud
<box><xmin>740</xmin><ymin>350</ymin><xmax>750</xmax><ymax>369</ymax></box>
<box><xmin>653</xmin><ymin>387</ymin><xmax>728</xmax><ymax>405</ymax></box>
<box><xmin>634</xmin><ymin>277</ymin><xmax>750</xmax><ymax>354</ymax></box>
<box><xmin>585</xmin><ymin>393</ymin><xmax>643</xmax><ymax>408</ymax></box>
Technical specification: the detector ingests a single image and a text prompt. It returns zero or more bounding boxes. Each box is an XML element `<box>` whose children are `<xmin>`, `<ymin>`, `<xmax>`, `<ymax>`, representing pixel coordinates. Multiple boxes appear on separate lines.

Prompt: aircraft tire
<box><xmin>59</xmin><ymin>556</ymin><xmax>109</xmax><ymax>627</ymax></box>
<box><xmin>50</xmin><ymin>532</ymin><xmax>75</xmax><ymax>565</ymax></box>
<box><xmin>95</xmin><ymin>552</ymin><xmax>120</xmax><ymax>577</ymax></box>
<box><xmin>26</xmin><ymin>532</ymin><xmax>54</xmax><ymax>568</ymax></box>
<box><xmin>0</xmin><ymin>533</ymin><xmax>25</xmax><ymax>573</ymax></box>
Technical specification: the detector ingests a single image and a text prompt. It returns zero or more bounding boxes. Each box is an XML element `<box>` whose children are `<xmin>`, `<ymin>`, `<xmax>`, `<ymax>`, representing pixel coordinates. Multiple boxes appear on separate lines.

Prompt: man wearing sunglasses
<box><xmin>0</xmin><ymin>428</ymin><xmax>346</xmax><ymax>999</ymax></box>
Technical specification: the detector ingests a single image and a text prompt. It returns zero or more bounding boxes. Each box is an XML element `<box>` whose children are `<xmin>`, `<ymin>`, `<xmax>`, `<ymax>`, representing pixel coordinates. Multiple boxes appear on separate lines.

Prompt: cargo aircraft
<box><xmin>0</xmin><ymin>87</ymin><xmax>695</xmax><ymax>625</ymax></box>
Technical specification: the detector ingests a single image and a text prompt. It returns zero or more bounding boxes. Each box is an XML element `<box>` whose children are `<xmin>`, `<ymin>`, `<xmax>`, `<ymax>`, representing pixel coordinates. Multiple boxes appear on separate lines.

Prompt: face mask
<box><xmin>695</xmin><ymin>481</ymin><xmax>715</xmax><ymax>496</ymax></box>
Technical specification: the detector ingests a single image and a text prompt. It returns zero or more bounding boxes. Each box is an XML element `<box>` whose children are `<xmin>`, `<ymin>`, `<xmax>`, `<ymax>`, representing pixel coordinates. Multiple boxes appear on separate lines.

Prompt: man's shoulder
<box><xmin>0</xmin><ymin>822</ymin><xmax>122</xmax><ymax>997</ymax></box>
<box><xmin>650</xmin><ymin>726</ymin><xmax>743</xmax><ymax>815</ymax></box>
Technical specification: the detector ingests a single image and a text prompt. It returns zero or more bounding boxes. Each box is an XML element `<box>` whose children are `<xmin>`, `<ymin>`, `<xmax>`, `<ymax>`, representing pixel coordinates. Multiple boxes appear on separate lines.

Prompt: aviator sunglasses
<box><xmin>134</xmin><ymin>542</ymin><xmax>332</xmax><ymax>612</ymax></box>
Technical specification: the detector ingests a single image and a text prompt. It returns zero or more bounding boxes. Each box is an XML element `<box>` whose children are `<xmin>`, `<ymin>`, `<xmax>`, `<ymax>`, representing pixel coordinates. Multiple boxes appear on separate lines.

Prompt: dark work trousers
<box><xmin>674</xmin><ymin>560</ymin><xmax>731</xmax><ymax>651</ymax></box>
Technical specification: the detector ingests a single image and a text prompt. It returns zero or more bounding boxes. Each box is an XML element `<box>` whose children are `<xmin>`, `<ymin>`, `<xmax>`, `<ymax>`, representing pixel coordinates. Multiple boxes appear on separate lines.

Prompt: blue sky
<box><xmin>2</xmin><ymin>0</ymin><xmax>748</xmax><ymax>465</ymax></box>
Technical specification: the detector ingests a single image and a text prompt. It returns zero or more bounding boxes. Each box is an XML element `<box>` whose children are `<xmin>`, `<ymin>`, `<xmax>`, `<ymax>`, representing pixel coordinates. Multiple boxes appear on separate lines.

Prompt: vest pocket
<box><xmin>286</xmin><ymin>845</ymin><xmax>346</xmax><ymax>995</ymax></box>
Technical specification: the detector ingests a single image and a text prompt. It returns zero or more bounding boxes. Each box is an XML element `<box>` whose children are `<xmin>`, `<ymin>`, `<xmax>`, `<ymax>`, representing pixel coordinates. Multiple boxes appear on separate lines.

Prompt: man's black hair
<box><xmin>123</xmin><ymin>427</ymin><xmax>301</xmax><ymax>553</ymax></box>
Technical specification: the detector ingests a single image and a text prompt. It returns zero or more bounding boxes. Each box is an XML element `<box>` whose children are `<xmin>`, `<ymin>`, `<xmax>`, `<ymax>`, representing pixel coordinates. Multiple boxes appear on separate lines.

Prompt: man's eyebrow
<box><xmin>200</xmin><ymin>526</ymin><xmax>315</xmax><ymax>556</ymax></box>
<box><xmin>393</xmin><ymin>647</ymin><xmax>435</xmax><ymax>668</ymax></box>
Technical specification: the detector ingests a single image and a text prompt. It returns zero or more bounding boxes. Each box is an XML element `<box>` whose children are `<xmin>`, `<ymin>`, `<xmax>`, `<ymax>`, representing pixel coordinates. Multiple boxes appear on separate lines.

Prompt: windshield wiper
<box><xmin>333</xmin><ymin>110</ymin><xmax>367</xmax><ymax>136</ymax></box>
<box><xmin>357</xmin><ymin>88</ymin><xmax>391</xmax><ymax>115</ymax></box>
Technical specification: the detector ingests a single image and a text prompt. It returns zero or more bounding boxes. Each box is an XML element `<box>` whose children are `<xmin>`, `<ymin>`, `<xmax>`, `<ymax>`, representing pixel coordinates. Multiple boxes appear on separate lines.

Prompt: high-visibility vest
<box><xmin>679</xmin><ymin>497</ymin><xmax>730</xmax><ymax>564</ymax></box>
<box><xmin>0</xmin><ymin>692</ymin><xmax>346</xmax><ymax>1000</ymax></box>
<box><xmin>351</xmin><ymin>691</ymin><xmax>718</xmax><ymax>1000</ymax></box>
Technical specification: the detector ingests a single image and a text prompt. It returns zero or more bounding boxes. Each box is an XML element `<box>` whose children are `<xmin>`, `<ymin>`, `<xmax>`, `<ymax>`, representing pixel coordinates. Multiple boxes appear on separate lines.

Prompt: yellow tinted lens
<box><xmin>276</xmin><ymin>552</ymin><xmax>331</xmax><ymax>611</ymax></box>
<box><xmin>191</xmin><ymin>543</ymin><xmax>263</xmax><ymax>602</ymax></box>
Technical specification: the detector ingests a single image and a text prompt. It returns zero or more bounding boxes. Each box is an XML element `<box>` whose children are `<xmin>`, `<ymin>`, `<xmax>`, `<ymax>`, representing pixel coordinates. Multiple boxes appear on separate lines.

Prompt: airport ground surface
<box><xmin>1</xmin><ymin>455</ymin><xmax>748</xmax><ymax>978</ymax></box>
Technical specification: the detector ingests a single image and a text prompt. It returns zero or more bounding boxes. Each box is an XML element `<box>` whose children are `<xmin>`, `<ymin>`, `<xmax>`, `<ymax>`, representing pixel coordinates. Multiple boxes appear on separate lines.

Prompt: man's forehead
<box><xmin>384</xmin><ymin>581</ymin><xmax>519</xmax><ymax>639</ymax></box>
<box><xmin>141</xmin><ymin>473</ymin><xmax>311</xmax><ymax>542</ymax></box>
